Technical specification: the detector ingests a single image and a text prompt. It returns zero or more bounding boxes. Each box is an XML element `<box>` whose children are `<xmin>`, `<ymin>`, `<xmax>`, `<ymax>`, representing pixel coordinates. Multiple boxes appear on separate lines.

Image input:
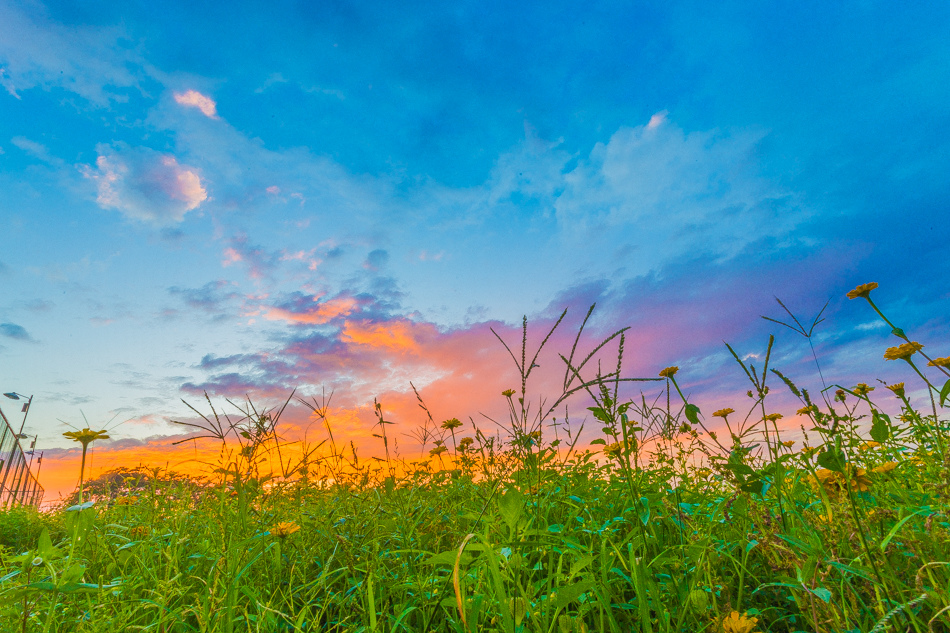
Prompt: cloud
<box><xmin>264</xmin><ymin>295</ymin><xmax>359</xmax><ymax>325</ymax></box>
<box><xmin>552</xmin><ymin>116</ymin><xmax>797</xmax><ymax>259</ymax></box>
<box><xmin>11</xmin><ymin>136</ymin><xmax>61</xmax><ymax>165</ymax></box>
<box><xmin>168</xmin><ymin>281</ymin><xmax>240</xmax><ymax>316</ymax></box>
<box><xmin>0</xmin><ymin>322</ymin><xmax>33</xmax><ymax>341</ymax></box>
<box><xmin>0</xmin><ymin>3</ymin><xmax>147</xmax><ymax>104</ymax></box>
<box><xmin>173</xmin><ymin>89</ymin><xmax>219</xmax><ymax>119</ymax></box>
<box><xmin>363</xmin><ymin>249</ymin><xmax>389</xmax><ymax>272</ymax></box>
<box><xmin>221</xmin><ymin>235</ymin><xmax>278</xmax><ymax>280</ymax></box>
<box><xmin>82</xmin><ymin>145</ymin><xmax>208</xmax><ymax>224</ymax></box>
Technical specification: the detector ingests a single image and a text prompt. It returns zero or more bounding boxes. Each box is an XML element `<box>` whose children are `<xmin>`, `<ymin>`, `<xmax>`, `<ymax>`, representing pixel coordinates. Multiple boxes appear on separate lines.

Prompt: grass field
<box><xmin>2</xmin><ymin>284</ymin><xmax>949</xmax><ymax>632</ymax></box>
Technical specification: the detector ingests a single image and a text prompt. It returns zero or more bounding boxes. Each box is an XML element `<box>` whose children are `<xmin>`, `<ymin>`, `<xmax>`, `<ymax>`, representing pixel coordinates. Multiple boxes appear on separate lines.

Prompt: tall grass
<box><xmin>1</xmin><ymin>285</ymin><xmax>949</xmax><ymax>632</ymax></box>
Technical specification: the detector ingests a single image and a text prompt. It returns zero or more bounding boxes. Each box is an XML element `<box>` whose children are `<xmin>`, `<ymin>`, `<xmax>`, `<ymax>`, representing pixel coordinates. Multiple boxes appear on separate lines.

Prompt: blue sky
<box><xmin>1</xmin><ymin>0</ymin><xmax>948</xmax><ymax>496</ymax></box>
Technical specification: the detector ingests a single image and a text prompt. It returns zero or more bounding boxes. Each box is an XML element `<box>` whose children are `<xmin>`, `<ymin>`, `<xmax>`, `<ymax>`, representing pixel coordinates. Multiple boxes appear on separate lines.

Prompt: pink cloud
<box><xmin>82</xmin><ymin>145</ymin><xmax>208</xmax><ymax>224</ymax></box>
<box><xmin>173</xmin><ymin>89</ymin><xmax>218</xmax><ymax>118</ymax></box>
<box><xmin>264</xmin><ymin>296</ymin><xmax>359</xmax><ymax>325</ymax></box>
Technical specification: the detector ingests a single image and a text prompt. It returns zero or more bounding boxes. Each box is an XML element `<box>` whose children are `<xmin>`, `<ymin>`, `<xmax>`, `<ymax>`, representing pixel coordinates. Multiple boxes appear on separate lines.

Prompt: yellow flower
<box><xmin>659</xmin><ymin>366</ymin><xmax>679</xmax><ymax>378</ymax></box>
<box><xmin>846</xmin><ymin>282</ymin><xmax>878</xmax><ymax>299</ymax></box>
<box><xmin>114</xmin><ymin>495</ymin><xmax>138</xmax><ymax>506</ymax></box>
<box><xmin>858</xmin><ymin>441</ymin><xmax>880</xmax><ymax>451</ymax></box>
<box><xmin>854</xmin><ymin>383</ymin><xmax>875</xmax><ymax>396</ymax></box>
<box><xmin>886</xmin><ymin>383</ymin><xmax>906</xmax><ymax>397</ymax></box>
<box><xmin>502</xmin><ymin>389</ymin><xmax>516</xmax><ymax>398</ymax></box>
<box><xmin>713</xmin><ymin>408</ymin><xmax>734</xmax><ymax>418</ymax></box>
<box><xmin>812</xmin><ymin>466</ymin><xmax>872</xmax><ymax>495</ymax></box>
<box><xmin>63</xmin><ymin>428</ymin><xmax>110</xmax><ymax>447</ymax></box>
<box><xmin>603</xmin><ymin>442</ymin><xmax>623</xmax><ymax>459</ymax></box>
<box><xmin>721</xmin><ymin>610</ymin><xmax>759</xmax><ymax>633</ymax></box>
<box><xmin>129</xmin><ymin>525</ymin><xmax>150</xmax><ymax>540</ymax></box>
<box><xmin>763</xmin><ymin>413</ymin><xmax>783</xmax><ymax>422</ymax></box>
<box><xmin>271</xmin><ymin>522</ymin><xmax>300</xmax><ymax>538</ymax></box>
<box><xmin>927</xmin><ymin>357</ymin><xmax>950</xmax><ymax>368</ymax></box>
<box><xmin>884</xmin><ymin>342</ymin><xmax>924</xmax><ymax>361</ymax></box>
<box><xmin>781</xmin><ymin>440</ymin><xmax>795</xmax><ymax>448</ymax></box>
<box><xmin>872</xmin><ymin>462</ymin><xmax>898</xmax><ymax>474</ymax></box>
<box><xmin>429</xmin><ymin>445</ymin><xmax>448</xmax><ymax>457</ymax></box>
<box><xmin>441</xmin><ymin>418</ymin><xmax>462</xmax><ymax>430</ymax></box>
<box><xmin>458</xmin><ymin>437</ymin><xmax>474</xmax><ymax>451</ymax></box>
<box><xmin>796</xmin><ymin>405</ymin><xmax>816</xmax><ymax>416</ymax></box>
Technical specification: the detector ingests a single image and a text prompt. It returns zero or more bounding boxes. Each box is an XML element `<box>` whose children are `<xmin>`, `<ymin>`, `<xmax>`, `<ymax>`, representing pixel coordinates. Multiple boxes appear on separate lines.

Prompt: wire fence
<box><xmin>0</xmin><ymin>407</ymin><xmax>44</xmax><ymax>509</ymax></box>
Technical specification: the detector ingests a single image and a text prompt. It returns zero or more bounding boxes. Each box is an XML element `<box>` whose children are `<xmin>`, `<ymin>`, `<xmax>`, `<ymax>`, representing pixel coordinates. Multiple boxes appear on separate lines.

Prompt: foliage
<box><xmin>1</xmin><ymin>287</ymin><xmax>949</xmax><ymax>632</ymax></box>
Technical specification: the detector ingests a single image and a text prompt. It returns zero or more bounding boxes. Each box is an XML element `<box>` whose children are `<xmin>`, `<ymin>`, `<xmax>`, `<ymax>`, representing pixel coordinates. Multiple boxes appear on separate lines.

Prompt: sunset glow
<box><xmin>0</xmin><ymin>1</ymin><xmax>948</xmax><ymax>505</ymax></box>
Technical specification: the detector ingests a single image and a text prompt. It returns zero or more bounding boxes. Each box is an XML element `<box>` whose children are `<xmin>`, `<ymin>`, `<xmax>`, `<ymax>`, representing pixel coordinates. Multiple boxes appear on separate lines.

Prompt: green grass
<box><xmin>2</xmin><ymin>287</ymin><xmax>949</xmax><ymax>633</ymax></box>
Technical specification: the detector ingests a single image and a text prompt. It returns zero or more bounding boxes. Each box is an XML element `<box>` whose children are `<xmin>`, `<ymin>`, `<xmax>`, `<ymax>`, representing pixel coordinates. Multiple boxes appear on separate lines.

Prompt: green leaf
<box><xmin>589</xmin><ymin>438</ymin><xmax>606</xmax><ymax>445</ymax></box>
<box><xmin>552</xmin><ymin>578</ymin><xmax>595</xmax><ymax>610</ymax></box>
<box><xmin>809</xmin><ymin>586</ymin><xmax>832</xmax><ymax>603</ymax></box>
<box><xmin>817</xmin><ymin>448</ymin><xmax>847</xmax><ymax>473</ymax></box>
<box><xmin>940</xmin><ymin>379</ymin><xmax>950</xmax><ymax>407</ymax></box>
<box><xmin>870</xmin><ymin>412</ymin><xmax>890</xmax><ymax>442</ymax></box>
<box><xmin>59</xmin><ymin>564</ymin><xmax>86</xmax><ymax>586</ymax></box>
<box><xmin>498</xmin><ymin>488</ymin><xmax>525</xmax><ymax>533</ymax></box>
<box><xmin>637</xmin><ymin>496</ymin><xmax>651</xmax><ymax>526</ymax></box>
<box><xmin>684</xmin><ymin>404</ymin><xmax>701</xmax><ymax>425</ymax></box>
<box><xmin>880</xmin><ymin>509</ymin><xmax>928</xmax><ymax>552</ymax></box>
<box><xmin>588</xmin><ymin>407</ymin><xmax>612</xmax><ymax>423</ymax></box>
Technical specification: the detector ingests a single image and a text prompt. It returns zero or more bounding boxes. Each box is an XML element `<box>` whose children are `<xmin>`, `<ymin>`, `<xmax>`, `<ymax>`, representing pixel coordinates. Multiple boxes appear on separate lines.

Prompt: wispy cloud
<box><xmin>11</xmin><ymin>136</ymin><xmax>62</xmax><ymax>165</ymax></box>
<box><xmin>82</xmin><ymin>144</ymin><xmax>208</xmax><ymax>225</ymax></box>
<box><xmin>168</xmin><ymin>281</ymin><xmax>240</xmax><ymax>317</ymax></box>
<box><xmin>0</xmin><ymin>3</ymin><xmax>147</xmax><ymax>104</ymax></box>
<box><xmin>173</xmin><ymin>89</ymin><xmax>219</xmax><ymax>119</ymax></box>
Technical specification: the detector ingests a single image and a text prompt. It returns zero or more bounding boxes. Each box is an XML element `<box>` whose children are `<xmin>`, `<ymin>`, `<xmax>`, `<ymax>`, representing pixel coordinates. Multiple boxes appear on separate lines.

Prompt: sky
<box><xmin>1</xmin><ymin>0</ymin><xmax>948</xmax><ymax>501</ymax></box>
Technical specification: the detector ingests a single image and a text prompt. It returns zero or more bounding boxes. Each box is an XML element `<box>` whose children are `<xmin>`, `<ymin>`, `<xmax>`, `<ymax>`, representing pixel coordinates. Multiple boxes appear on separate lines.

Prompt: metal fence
<box><xmin>0</xmin><ymin>407</ymin><xmax>43</xmax><ymax>508</ymax></box>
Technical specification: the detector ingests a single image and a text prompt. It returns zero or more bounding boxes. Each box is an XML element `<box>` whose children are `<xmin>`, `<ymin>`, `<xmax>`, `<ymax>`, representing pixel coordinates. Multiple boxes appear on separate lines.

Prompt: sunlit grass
<box><xmin>1</xmin><ymin>285</ymin><xmax>949</xmax><ymax>632</ymax></box>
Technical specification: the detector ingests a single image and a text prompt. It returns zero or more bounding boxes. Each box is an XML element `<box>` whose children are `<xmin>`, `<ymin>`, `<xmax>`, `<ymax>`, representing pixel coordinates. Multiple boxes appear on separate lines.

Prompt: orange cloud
<box><xmin>264</xmin><ymin>296</ymin><xmax>358</xmax><ymax>325</ymax></box>
<box><xmin>341</xmin><ymin>319</ymin><xmax>435</xmax><ymax>352</ymax></box>
<box><xmin>173</xmin><ymin>89</ymin><xmax>218</xmax><ymax>118</ymax></box>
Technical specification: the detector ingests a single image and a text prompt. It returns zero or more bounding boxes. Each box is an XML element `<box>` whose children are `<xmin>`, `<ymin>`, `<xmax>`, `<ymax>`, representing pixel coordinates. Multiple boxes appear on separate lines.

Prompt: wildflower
<box><xmin>858</xmin><ymin>441</ymin><xmax>880</xmax><ymax>451</ymax></box>
<box><xmin>129</xmin><ymin>525</ymin><xmax>150</xmax><ymax>540</ymax></box>
<box><xmin>846</xmin><ymin>282</ymin><xmax>878</xmax><ymax>300</ymax></box>
<box><xmin>884</xmin><ymin>342</ymin><xmax>924</xmax><ymax>361</ymax></box>
<box><xmin>928</xmin><ymin>357</ymin><xmax>950</xmax><ymax>368</ymax></box>
<box><xmin>429</xmin><ymin>445</ymin><xmax>448</xmax><ymax>457</ymax></box>
<box><xmin>763</xmin><ymin>413</ymin><xmax>783</xmax><ymax>422</ymax></box>
<box><xmin>502</xmin><ymin>389</ymin><xmax>516</xmax><ymax>398</ymax></box>
<box><xmin>854</xmin><ymin>383</ymin><xmax>875</xmax><ymax>396</ymax></box>
<box><xmin>659</xmin><ymin>366</ymin><xmax>679</xmax><ymax>378</ymax></box>
<box><xmin>721</xmin><ymin>610</ymin><xmax>759</xmax><ymax>633</ymax></box>
<box><xmin>63</xmin><ymin>427</ymin><xmax>110</xmax><ymax>502</ymax></box>
<box><xmin>812</xmin><ymin>466</ymin><xmax>872</xmax><ymax>495</ymax></box>
<box><xmin>114</xmin><ymin>495</ymin><xmax>138</xmax><ymax>506</ymax></box>
<box><xmin>873</xmin><ymin>462</ymin><xmax>898</xmax><ymax>474</ymax></box>
<box><xmin>603</xmin><ymin>442</ymin><xmax>623</xmax><ymax>459</ymax></box>
<box><xmin>63</xmin><ymin>427</ymin><xmax>110</xmax><ymax>447</ymax></box>
<box><xmin>835</xmin><ymin>389</ymin><xmax>847</xmax><ymax>402</ymax></box>
<box><xmin>441</xmin><ymin>418</ymin><xmax>462</xmax><ymax>430</ymax></box>
<box><xmin>746</xmin><ymin>390</ymin><xmax>754</xmax><ymax>398</ymax></box>
<box><xmin>713</xmin><ymin>408</ymin><xmax>734</xmax><ymax>419</ymax></box>
<box><xmin>781</xmin><ymin>440</ymin><xmax>795</xmax><ymax>448</ymax></box>
<box><xmin>270</xmin><ymin>522</ymin><xmax>300</xmax><ymax>538</ymax></box>
<box><xmin>458</xmin><ymin>437</ymin><xmax>474</xmax><ymax>451</ymax></box>
<box><xmin>886</xmin><ymin>383</ymin><xmax>906</xmax><ymax>398</ymax></box>
<box><xmin>796</xmin><ymin>406</ymin><xmax>816</xmax><ymax>416</ymax></box>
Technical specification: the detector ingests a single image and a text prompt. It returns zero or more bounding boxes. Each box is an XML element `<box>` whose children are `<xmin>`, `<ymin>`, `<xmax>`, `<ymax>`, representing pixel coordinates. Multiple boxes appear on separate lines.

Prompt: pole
<box><xmin>17</xmin><ymin>395</ymin><xmax>32</xmax><ymax>436</ymax></box>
